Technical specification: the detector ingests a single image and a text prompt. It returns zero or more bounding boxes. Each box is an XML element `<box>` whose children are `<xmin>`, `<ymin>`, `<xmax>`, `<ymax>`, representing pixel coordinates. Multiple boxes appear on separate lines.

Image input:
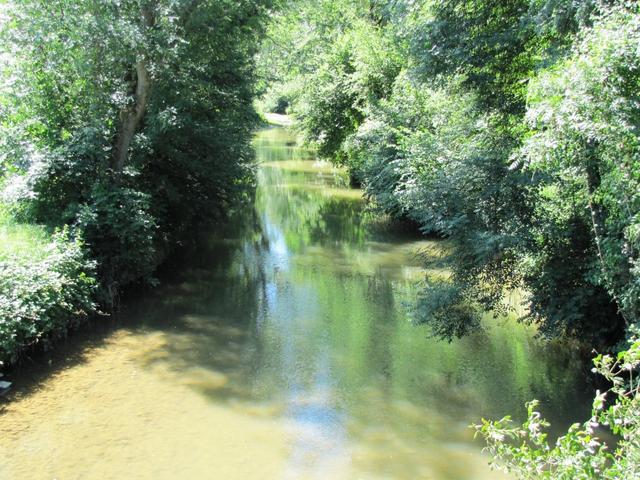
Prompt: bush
<box><xmin>75</xmin><ymin>181</ymin><xmax>157</xmax><ymax>302</ymax></box>
<box><xmin>475</xmin><ymin>330</ymin><xmax>640</xmax><ymax>479</ymax></box>
<box><xmin>522</xmin><ymin>4</ymin><xmax>640</xmax><ymax>330</ymax></box>
<box><xmin>347</xmin><ymin>73</ymin><xmax>486</xmax><ymax>226</ymax></box>
<box><xmin>0</xmin><ymin>229</ymin><xmax>96</xmax><ymax>365</ymax></box>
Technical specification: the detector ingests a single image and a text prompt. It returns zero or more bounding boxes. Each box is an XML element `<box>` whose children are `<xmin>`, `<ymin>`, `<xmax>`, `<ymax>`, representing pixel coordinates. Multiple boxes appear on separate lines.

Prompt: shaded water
<box><xmin>0</xmin><ymin>125</ymin><xmax>592</xmax><ymax>479</ymax></box>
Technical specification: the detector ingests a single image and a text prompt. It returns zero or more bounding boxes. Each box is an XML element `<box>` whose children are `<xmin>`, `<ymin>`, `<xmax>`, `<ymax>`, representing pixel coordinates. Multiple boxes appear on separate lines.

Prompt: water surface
<box><xmin>0</xmin><ymin>125</ymin><xmax>592</xmax><ymax>479</ymax></box>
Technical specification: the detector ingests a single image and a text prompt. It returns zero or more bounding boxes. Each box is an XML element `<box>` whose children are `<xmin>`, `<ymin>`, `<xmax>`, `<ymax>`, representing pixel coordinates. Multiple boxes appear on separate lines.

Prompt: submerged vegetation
<box><xmin>258</xmin><ymin>0</ymin><xmax>640</xmax><ymax>477</ymax></box>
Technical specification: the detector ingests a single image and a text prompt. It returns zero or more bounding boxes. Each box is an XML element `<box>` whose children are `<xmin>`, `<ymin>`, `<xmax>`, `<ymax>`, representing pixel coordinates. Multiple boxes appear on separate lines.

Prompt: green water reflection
<box><xmin>0</xmin><ymin>125</ymin><xmax>591</xmax><ymax>480</ymax></box>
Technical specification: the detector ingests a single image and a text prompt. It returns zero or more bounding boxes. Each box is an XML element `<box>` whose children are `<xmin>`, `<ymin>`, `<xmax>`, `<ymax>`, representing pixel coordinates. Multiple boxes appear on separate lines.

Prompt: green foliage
<box><xmin>75</xmin><ymin>182</ymin><xmax>157</xmax><ymax>299</ymax></box>
<box><xmin>348</xmin><ymin>73</ymin><xmax>490</xmax><ymax>225</ymax></box>
<box><xmin>1</xmin><ymin>0</ymin><xmax>272</xmax><ymax>302</ymax></box>
<box><xmin>475</xmin><ymin>332</ymin><xmax>640</xmax><ymax>479</ymax></box>
<box><xmin>261</xmin><ymin>0</ymin><xmax>638</xmax><ymax>347</ymax></box>
<box><xmin>295</xmin><ymin>37</ymin><xmax>365</xmax><ymax>161</ymax></box>
<box><xmin>522</xmin><ymin>3</ymin><xmax>640</xmax><ymax>328</ymax></box>
<box><xmin>519</xmin><ymin>181</ymin><xmax>623</xmax><ymax>343</ymax></box>
<box><xmin>405</xmin><ymin>0</ymin><xmax>598</xmax><ymax>115</ymax></box>
<box><xmin>346</xmin><ymin>71</ymin><xmax>533</xmax><ymax>336</ymax></box>
<box><xmin>0</xmin><ymin>0</ymin><xmax>273</xmax><ymax>362</ymax></box>
<box><xmin>406</xmin><ymin>0</ymin><xmax>534</xmax><ymax>115</ymax></box>
<box><xmin>0</xmin><ymin>207</ymin><xmax>99</xmax><ymax>366</ymax></box>
<box><xmin>0</xmin><ymin>228</ymin><xmax>96</xmax><ymax>365</ymax></box>
<box><xmin>258</xmin><ymin>0</ymin><xmax>403</xmax><ymax>162</ymax></box>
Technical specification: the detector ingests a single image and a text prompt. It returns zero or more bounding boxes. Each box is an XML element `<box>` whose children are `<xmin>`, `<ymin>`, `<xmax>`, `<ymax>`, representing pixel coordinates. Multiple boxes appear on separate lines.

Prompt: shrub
<box><xmin>75</xmin><ymin>182</ymin><xmax>157</xmax><ymax>302</ymax></box>
<box><xmin>522</xmin><ymin>4</ymin><xmax>640</xmax><ymax>329</ymax></box>
<box><xmin>0</xmin><ymin>229</ymin><xmax>96</xmax><ymax>365</ymax></box>
<box><xmin>475</xmin><ymin>331</ymin><xmax>640</xmax><ymax>479</ymax></box>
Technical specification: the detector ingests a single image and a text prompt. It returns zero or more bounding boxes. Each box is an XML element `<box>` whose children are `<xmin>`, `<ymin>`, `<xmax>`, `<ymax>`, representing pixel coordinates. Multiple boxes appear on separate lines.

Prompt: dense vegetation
<box><xmin>0</xmin><ymin>0</ymin><xmax>272</xmax><ymax>364</ymax></box>
<box><xmin>0</xmin><ymin>209</ymin><xmax>96</xmax><ymax>365</ymax></box>
<box><xmin>258</xmin><ymin>0</ymin><xmax>640</xmax><ymax>476</ymax></box>
<box><xmin>259</xmin><ymin>0</ymin><xmax>639</xmax><ymax>349</ymax></box>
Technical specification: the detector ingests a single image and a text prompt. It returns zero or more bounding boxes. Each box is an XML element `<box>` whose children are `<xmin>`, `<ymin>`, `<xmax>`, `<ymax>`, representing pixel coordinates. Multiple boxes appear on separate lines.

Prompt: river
<box><xmin>0</xmin><ymin>124</ymin><xmax>592</xmax><ymax>479</ymax></box>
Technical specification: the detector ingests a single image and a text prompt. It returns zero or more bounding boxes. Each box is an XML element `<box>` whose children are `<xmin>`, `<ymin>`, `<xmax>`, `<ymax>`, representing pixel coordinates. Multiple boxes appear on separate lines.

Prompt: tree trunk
<box><xmin>112</xmin><ymin>4</ymin><xmax>155</xmax><ymax>172</ymax></box>
<box><xmin>112</xmin><ymin>59</ymin><xmax>151</xmax><ymax>172</ymax></box>
<box><xmin>584</xmin><ymin>140</ymin><xmax>629</xmax><ymax>326</ymax></box>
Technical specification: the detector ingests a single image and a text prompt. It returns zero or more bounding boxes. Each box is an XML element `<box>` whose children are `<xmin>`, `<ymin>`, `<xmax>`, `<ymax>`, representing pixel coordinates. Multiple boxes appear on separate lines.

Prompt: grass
<box><xmin>0</xmin><ymin>206</ymin><xmax>52</xmax><ymax>262</ymax></box>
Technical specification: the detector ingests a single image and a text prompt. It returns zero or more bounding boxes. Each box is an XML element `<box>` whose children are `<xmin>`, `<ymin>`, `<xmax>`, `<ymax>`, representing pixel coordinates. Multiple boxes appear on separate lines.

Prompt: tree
<box><xmin>1</xmin><ymin>0</ymin><xmax>274</xmax><ymax>301</ymax></box>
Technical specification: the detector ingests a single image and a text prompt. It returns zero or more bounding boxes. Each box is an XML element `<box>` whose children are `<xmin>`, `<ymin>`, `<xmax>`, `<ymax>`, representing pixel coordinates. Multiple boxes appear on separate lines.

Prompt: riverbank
<box><xmin>0</xmin><ymin>208</ymin><xmax>97</xmax><ymax>366</ymax></box>
<box><xmin>0</xmin><ymin>1</ymin><xmax>270</xmax><ymax>372</ymax></box>
<box><xmin>262</xmin><ymin>112</ymin><xmax>294</xmax><ymax>127</ymax></box>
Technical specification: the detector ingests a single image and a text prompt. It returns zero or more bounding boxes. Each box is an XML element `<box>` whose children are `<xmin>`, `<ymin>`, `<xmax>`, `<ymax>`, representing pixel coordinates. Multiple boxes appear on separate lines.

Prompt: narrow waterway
<box><xmin>0</xmin><ymin>125</ymin><xmax>592</xmax><ymax>479</ymax></box>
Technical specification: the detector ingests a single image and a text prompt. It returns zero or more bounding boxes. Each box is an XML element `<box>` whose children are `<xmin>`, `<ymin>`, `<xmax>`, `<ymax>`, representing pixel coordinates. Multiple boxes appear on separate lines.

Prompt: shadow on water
<box><xmin>0</xmin><ymin>197</ymin><xmax>266</xmax><ymax>409</ymax></box>
<box><xmin>0</xmin><ymin>314</ymin><xmax>130</xmax><ymax>410</ymax></box>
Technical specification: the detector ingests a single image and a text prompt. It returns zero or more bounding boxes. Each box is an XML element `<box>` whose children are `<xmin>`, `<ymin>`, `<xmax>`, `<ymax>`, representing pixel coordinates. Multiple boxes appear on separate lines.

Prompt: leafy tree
<box><xmin>260</xmin><ymin>0</ymin><xmax>638</xmax><ymax>348</ymax></box>
<box><xmin>1</xmin><ymin>0</ymin><xmax>273</xmax><ymax>301</ymax></box>
<box><xmin>404</xmin><ymin>0</ymin><xmax>599</xmax><ymax>115</ymax></box>
<box><xmin>258</xmin><ymin>0</ymin><xmax>403</xmax><ymax>163</ymax></box>
<box><xmin>522</xmin><ymin>3</ymin><xmax>640</xmax><ymax>331</ymax></box>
